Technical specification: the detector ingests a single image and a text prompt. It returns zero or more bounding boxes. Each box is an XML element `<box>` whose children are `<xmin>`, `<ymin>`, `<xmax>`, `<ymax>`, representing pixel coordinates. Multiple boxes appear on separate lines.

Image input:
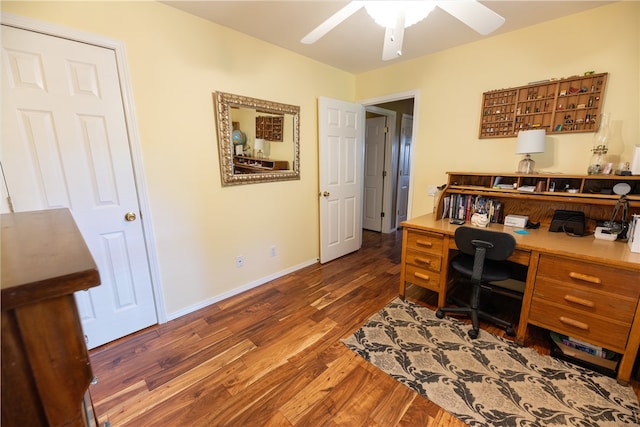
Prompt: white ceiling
<box><xmin>162</xmin><ymin>1</ymin><xmax>613</xmax><ymax>74</ymax></box>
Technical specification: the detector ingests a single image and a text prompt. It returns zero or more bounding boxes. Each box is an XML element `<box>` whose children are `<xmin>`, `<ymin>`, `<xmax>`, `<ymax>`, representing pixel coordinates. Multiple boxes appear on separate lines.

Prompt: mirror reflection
<box><xmin>214</xmin><ymin>91</ymin><xmax>300</xmax><ymax>186</ymax></box>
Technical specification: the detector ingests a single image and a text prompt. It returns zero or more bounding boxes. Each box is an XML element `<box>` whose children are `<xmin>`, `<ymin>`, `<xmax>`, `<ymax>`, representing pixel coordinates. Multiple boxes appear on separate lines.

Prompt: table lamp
<box><xmin>516</xmin><ymin>129</ymin><xmax>545</xmax><ymax>174</ymax></box>
<box><xmin>254</xmin><ymin>138</ymin><xmax>266</xmax><ymax>158</ymax></box>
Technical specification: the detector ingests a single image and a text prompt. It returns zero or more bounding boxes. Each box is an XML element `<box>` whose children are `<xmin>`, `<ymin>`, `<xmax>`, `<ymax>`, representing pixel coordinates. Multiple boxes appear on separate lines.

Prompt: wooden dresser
<box><xmin>400</xmin><ymin>172</ymin><xmax>640</xmax><ymax>383</ymax></box>
<box><xmin>1</xmin><ymin>209</ymin><xmax>101</xmax><ymax>426</ymax></box>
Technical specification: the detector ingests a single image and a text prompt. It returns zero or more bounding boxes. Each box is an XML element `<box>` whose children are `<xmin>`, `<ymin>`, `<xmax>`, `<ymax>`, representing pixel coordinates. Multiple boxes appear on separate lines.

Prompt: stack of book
<box><xmin>561</xmin><ymin>335</ymin><xmax>608</xmax><ymax>357</ymax></box>
<box><xmin>442</xmin><ymin>194</ymin><xmax>503</xmax><ymax>224</ymax></box>
<box><xmin>550</xmin><ymin>332</ymin><xmax>619</xmax><ymax>377</ymax></box>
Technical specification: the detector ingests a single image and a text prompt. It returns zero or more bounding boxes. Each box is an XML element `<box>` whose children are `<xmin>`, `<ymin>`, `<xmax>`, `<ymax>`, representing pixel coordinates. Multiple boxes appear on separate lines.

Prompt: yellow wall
<box><xmin>2</xmin><ymin>1</ymin><xmax>639</xmax><ymax>319</ymax></box>
<box><xmin>1</xmin><ymin>1</ymin><xmax>354</xmax><ymax>317</ymax></box>
<box><xmin>357</xmin><ymin>1</ymin><xmax>640</xmax><ymax>217</ymax></box>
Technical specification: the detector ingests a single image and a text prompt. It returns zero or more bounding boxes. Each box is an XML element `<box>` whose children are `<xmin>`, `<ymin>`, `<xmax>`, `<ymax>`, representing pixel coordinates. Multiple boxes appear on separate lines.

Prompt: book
<box><xmin>475</xmin><ymin>196</ymin><xmax>487</xmax><ymax>214</ymax></box>
<box><xmin>457</xmin><ymin>194</ymin><xmax>465</xmax><ymax>220</ymax></box>
<box><xmin>451</xmin><ymin>195</ymin><xmax>456</xmax><ymax>219</ymax></box>
<box><xmin>564</xmin><ymin>336</ymin><xmax>605</xmax><ymax>358</ymax></box>
<box><xmin>442</xmin><ymin>196</ymin><xmax>450</xmax><ymax>219</ymax></box>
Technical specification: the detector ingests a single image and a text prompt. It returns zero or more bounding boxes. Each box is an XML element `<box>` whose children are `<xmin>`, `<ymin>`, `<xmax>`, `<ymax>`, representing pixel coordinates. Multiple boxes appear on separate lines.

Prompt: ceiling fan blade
<box><xmin>301</xmin><ymin>1</ymin><xmax>365</xmax><ymax>44</ymax></box>
<box><xmin>382</xmin><ymin>11</ymin><xmax>406</xmax><ymax>61</ymax></box>
<box><xmin>436</xmin><ymin>0</ymin><xmax>505</xmax><ymax>35</ymax></box>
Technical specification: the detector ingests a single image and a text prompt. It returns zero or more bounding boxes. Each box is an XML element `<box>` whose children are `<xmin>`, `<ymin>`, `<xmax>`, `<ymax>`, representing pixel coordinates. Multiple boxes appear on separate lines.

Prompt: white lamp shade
<box><xmin>516</xmin><ymin>129</ymin><xmax>545</xmax><ymax>154</ymax></box>
<box><xmin>254</xmin><ymin>138</ymin><xmax>265</xmax><ymax>152</ymax></box>
<box><xmin>631</xmin><ymin>144</ymin><xmax>640</xmax><ymax>175</ymax></box>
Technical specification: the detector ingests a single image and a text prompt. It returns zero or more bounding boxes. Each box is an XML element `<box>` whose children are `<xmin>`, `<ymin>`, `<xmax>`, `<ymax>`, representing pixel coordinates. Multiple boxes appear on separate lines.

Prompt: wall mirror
<box><xmin>214</xmin><ymin>91</ymin><xmax>300</xmax><ymax>186</ymax></box>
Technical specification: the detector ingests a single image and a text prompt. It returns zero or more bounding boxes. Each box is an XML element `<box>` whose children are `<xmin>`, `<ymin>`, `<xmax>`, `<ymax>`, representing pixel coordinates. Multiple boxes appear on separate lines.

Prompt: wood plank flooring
<box><xmin>89</xmin><ymin>229</ymin><xmax>639</xmax><ymax>426</ymax></box>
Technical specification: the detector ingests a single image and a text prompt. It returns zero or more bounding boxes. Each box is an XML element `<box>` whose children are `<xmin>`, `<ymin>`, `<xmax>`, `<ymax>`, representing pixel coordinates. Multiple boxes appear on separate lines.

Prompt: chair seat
<box><xmin>451</xmin><ymin>253</ymin><xmax>512</xmax><ymax>282</ymax></box>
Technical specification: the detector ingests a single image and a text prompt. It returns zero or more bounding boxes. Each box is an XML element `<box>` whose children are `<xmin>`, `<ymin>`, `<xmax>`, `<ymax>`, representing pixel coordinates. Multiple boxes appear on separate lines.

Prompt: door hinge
<box><xmin>380</xmin><ymin>212</ymin><xmax>385</xmax><ymax>218</ymax></box>
<box><xmin>382</xmin><ymin>170</ymin><xmax>387</xmax><ymax>178</ymax></box>
<box><xmin>384</xmin><ymin>126</ymin><xmax>389</xmax><ymax>133</ymax></box>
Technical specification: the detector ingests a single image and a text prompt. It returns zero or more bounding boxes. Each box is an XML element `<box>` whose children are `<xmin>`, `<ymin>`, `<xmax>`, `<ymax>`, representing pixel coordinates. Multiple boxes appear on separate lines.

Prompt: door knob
<box><xmin>124</xmin><ymin>211</ymin><xmax>137</xmax><ymax>222</ymax></box>
<box><xmin>322</xmin><ymin>191</ymin><xmax>330</xmax><ymax>197</ymax></box>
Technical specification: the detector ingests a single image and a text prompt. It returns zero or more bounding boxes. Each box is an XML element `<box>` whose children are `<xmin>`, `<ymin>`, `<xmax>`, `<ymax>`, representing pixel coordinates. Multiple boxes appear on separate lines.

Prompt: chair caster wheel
<box><xmin>506</xmin><ymin>326</ymin><xmax>515</xmax><ymax>337</ymax></box>
<box><xmin>468</xmin><ymin>329</ymin><xmax>479</xmax><ymax>339</ymax></box>
<box><xmin>435</xmin><ymin>310</ymin><xmax>445</xmax><ymax>319</ymax></box>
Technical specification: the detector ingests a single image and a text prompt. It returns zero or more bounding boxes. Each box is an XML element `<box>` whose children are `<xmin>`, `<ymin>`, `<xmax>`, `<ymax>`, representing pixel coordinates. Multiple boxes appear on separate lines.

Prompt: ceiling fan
<box><xmin>301</xmin><ymin>1</ymin><xmax>505</xmax><ymax>61</ymax></box>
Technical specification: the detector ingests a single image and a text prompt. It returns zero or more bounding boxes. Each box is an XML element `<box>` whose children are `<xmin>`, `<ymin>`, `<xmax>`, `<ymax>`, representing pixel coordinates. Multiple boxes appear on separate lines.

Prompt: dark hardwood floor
<box><xmin>89</xmin><ymin>229</ymin><xmax>639</xmax><ymax>426</ymax></box>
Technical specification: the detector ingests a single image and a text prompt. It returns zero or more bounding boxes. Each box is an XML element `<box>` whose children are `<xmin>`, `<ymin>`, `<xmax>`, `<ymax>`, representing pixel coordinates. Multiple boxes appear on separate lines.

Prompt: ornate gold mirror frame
<box><xmin>214</xmin><ymin>91</ymin><xmax>300</xmax><ymax>186</ymax></box>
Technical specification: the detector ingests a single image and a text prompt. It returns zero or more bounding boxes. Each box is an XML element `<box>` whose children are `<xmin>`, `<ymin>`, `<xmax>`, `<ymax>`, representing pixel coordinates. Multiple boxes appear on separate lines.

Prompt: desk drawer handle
<box><xmin>414</xmin><ymin>272</ymin><xmax>431</xmax><ymax>281</ymax></box>
<box><xmin>415</xmin><ymin>240</ymin><xmax>433</xmax><ymax>248</ymax></box>
<box><xmin>559</xmin><ymin>316</ymin><xmax>589</xmax><ymax>330</ymax></box>
<box><xmin>414</xmin><ymin>257</ymin><xmax>431</xmax><ymax>266</ymax></box>
<box><xmin>568</xmin><ymin>272</ymin><xmax>602</xmax><ymax>284</ymax></box>
<box><xmin>564</xmin><ymin>294</ymin><xmax>595</xmax><ymax>308</ymax></box>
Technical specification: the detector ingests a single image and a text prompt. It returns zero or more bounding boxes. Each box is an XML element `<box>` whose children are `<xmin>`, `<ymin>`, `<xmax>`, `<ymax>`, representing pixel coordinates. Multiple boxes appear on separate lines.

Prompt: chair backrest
<box><xmin>454</xmin><ymin>226</ymin><xmax>516</xmax><ymax>261</ymax></box>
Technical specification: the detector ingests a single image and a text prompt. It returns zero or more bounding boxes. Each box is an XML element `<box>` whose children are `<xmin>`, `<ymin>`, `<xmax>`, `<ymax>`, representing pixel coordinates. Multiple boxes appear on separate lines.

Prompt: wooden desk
<box><xmin>400</xmin><ymin>213</ymin><xmax>640</xmax><ymax>383</ymax></box>
<box><xmin>233</xmin><ymin>155</ymin><xmax>288</xmax><ymax>173</ymax></box>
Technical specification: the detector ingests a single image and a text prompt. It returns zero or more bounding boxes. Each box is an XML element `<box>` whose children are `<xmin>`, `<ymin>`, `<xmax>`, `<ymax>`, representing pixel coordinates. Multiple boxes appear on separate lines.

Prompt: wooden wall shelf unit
<box><xmin>480</xmin><ymin>72</ymin><xmax>607</xmax><ymax>138</ymax></box>
<box><xmin>255</xmin><ymin>115</ymin><xmax>283</xmax><ymax>141</ymax></box>
<box><xmin>233</xmin><ymin>155</ymin><xmax>288</xmax><ymax>174</ymax></box>
<box><xmin>437</xmin><ymin>172</ymin><xmax>640</xmax><ymax>231</ymax></box>
<box><xmin>1</xmin><ymin>209</ymin><xmax>101</xmax><ymax>426</ymax></box>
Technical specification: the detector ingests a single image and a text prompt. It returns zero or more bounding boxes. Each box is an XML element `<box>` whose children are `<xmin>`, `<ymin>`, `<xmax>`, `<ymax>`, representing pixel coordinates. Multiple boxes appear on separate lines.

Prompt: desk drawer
<box><xmin>536</xmin><ymin>255</ymin><xmax>640</xmax><ymax>299</ymax></box>
<box><xmin>528</xmin><ymin>300</ymin><xmax>630</xmax><ymax>352</ymax></box>
<box><xmin>404</xmin><ymin>264</ymin><xmax>441</xmax><ymax>292</ymax></box>
<box><xmin>405</xmin><ymin>248</ymin><xmax>442</xmax><ymax>273</ymax></box>
<box><xmin>533</xmin><ymin>278</ymin><xmax>636</xmax><ymax>323</ymax></box>
<box><xmin>406</xmin><ymin>230</ymin><xmax>443</xmax><ymax>256</ymax></box>
<box><xmin>507</xmin><ymin>249</ymin><xmax>530</xmax><ymax>266</ymax></box>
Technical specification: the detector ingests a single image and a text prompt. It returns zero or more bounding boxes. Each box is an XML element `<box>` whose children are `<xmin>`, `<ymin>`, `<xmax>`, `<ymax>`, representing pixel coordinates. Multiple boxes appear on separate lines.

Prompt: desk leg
<box><xmin>437</xmin><ymin>234</ymin><xmax>452</xmax><ymax>309</ymax></box>
<box><xmin>516</xmin><ymin>251</ymin><xmax>540</xmax><ymax>346</ymax></box>
<box><xmin>399</xmin><ymin>228</ymin><xmax>409</xmax><ymax>300</ymax></box>
<box><xmin>617</xmin><ymin>302</ymin><xmax>640</xmax><ymax>384</ymax></box>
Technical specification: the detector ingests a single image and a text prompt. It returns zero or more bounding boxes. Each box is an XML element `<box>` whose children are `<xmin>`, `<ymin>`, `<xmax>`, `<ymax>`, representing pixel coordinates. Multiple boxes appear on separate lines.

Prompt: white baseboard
<box><xmin>165</xmin><ymin>258</ymin><xmax>319</xmax><ymax>321</ymax></box>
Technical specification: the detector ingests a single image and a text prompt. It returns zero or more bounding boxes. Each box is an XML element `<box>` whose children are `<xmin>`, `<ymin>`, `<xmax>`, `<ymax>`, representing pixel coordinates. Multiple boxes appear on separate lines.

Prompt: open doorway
<box><xmin>361</xmin><ymin>93</ymin><xmax>417</xmax><ymax>233</ymax></box>
<box><xmin>363</xmin><ymin>107</ymin><xmax>396</xmax><ymax>232</ymax></box>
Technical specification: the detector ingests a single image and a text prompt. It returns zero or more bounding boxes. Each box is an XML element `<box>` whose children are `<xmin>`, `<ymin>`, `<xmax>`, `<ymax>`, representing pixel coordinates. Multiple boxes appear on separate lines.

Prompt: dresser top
<box><xmin>1</xmin><ymin>209</ymin><xmax>100</xmax><ymax>309</ymax></box>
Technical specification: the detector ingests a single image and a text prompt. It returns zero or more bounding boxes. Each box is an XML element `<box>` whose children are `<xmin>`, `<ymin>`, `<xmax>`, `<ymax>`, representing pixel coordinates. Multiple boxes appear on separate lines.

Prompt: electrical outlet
<box><xmin>270</xmin><ymin>245</ymin><xmax>277</xmax><ymax>257</ymax></box>
<box><xmin>236</xmin><ymin>255</ymin><xmax>244</xmax><ymax>268</ymax></box>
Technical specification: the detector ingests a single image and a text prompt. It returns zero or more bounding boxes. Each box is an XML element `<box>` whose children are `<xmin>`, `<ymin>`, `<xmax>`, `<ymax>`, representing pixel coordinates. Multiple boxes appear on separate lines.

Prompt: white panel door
<box><xmin>396</xmin><ymin>114</ymin><xmax>413</xmax><ymax>226</ymax></box>
<box><xmin>363</xmin><ymin>116</ymin><xmax>386</xmax><ymax>231</ymax></box>
<box><xmin>1</xmin><ymin>25</ymin><xmax>157</xmax><ymax>349</ymax></box>
<box><xmin>318</xmin><ymin>97</ymin><xmax>364</xmax><ymax>263</ymax></box>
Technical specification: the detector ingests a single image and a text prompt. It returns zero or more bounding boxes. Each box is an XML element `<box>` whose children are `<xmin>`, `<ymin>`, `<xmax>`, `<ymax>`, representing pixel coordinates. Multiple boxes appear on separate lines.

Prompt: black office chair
<box><xmin>436</xmin><ymin>226</ymin><xmax>517</xmax><ymax>339</ymax></box>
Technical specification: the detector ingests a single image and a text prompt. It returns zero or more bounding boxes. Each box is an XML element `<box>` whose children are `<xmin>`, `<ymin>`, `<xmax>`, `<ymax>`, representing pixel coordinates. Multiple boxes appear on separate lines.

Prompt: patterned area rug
<box><xmin>342</xmin><ymin>298</ymin><xmax>640</xmax><ymax>426</ymax></box>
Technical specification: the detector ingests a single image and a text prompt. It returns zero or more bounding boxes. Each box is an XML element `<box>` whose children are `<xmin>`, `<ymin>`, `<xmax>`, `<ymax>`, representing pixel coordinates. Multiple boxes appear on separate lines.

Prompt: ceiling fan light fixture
<box><xmin>301</xmin><ymin>0</ymin><xmax>505</xmax><ymax>62</ymax></box>
<box><xmin>364</xmin><ymin>1</ymin><xmax>436</xmax><ymax>29</ymax></box>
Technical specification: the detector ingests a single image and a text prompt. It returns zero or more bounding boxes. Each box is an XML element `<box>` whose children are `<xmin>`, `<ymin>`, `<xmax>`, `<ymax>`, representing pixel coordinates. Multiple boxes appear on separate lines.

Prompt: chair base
<box><xmin>436</xmin><ymin>305</ymin><xmax>515</xmax><ymax>339</ymax></box>
<box><xmin>436</xmin><ymin>282</ymin><xmax>517</xmax><ymax>339</ymax></box>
